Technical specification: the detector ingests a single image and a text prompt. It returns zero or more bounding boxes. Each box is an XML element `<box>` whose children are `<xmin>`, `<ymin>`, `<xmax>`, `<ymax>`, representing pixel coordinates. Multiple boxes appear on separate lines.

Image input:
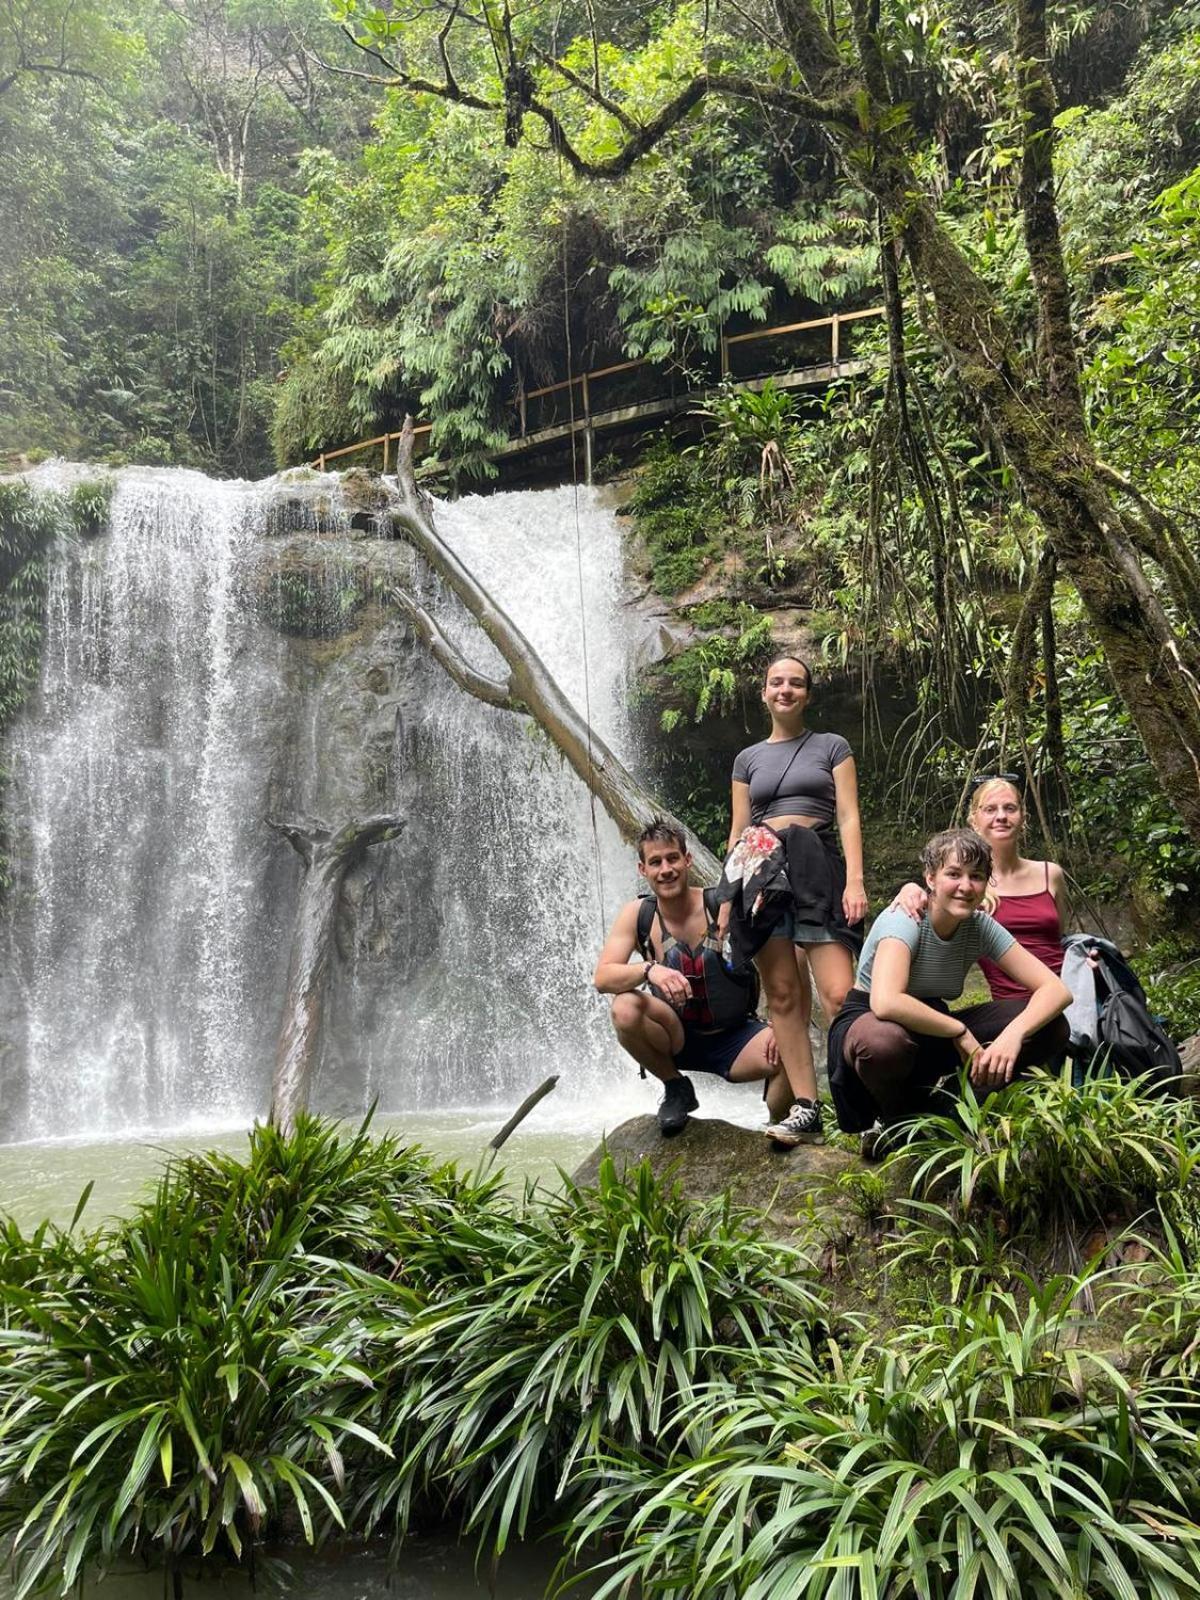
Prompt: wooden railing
<box><xmin>312</xmin><ymin>304</ymin><xmax>886</xmax><ymax>473</ymax></box>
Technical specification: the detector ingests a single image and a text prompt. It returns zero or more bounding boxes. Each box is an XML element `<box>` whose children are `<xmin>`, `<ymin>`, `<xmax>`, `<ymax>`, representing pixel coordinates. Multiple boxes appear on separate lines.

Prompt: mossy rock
<box><xmin>252</xmin><ymin>547</ymin><xmax>372</xmax><ymax>639</ymax></box>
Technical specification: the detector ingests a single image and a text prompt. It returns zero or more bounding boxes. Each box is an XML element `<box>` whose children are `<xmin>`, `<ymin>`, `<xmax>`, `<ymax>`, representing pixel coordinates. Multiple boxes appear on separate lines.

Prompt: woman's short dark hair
<box><xmin>920</xmin><ymin>827</ymin><xmax>992</xmax><ymax>878</ymax></box>
<box><xmin>764</xmin><ymin>655</ymin><xmax>813</xmax><ymax>689</ymax></box>
<box><xmin>637</xmin><ymin>818</ymin><xmax>689</xmax><ymax>860</ymax></box>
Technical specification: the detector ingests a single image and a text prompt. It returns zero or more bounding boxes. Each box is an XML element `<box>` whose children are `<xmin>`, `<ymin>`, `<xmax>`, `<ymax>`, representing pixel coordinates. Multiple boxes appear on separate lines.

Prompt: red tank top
<box><xmin>977</xmin><ymin>862</ymin><xmax>1063</xmax><ymax>1001</ymax></box>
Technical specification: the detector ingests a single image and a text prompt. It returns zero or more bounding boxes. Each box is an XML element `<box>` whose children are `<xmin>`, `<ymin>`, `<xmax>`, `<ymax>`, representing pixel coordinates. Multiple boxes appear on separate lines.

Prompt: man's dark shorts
<box><xmin>673</xmin><ymin>1018</ymin><xmax>767</xmax><ymax>1079</ymax></box>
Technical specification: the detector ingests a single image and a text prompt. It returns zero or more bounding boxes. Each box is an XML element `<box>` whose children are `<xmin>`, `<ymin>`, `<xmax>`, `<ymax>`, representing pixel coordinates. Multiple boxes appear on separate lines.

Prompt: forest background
<box><xmin>3</xmin><ymin>0</ymin><xmax>1200</xmax><ymax>1027</ymax></box>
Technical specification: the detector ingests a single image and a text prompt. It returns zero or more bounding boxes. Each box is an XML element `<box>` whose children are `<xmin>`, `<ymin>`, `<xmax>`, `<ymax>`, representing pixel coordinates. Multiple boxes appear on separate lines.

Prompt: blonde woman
<box><xmin>893</xmin><ymin>776</ymin><xmax>1067</xmax><ymax>1001</ymax></box>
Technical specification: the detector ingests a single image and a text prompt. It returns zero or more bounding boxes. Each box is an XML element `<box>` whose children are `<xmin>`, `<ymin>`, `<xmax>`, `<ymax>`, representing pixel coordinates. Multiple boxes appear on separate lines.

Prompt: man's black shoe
<box><xmin>657</xmin><ymin>1075</ymin><xmax>699</xmax><ymax>1136</ymax></box>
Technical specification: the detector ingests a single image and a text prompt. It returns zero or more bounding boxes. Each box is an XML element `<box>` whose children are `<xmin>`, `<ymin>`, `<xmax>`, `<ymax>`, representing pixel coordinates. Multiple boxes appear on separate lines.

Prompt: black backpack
<box><xmin>1099</xmin><ymin>990</ymin><xmax>1183</xmax><ymax>1093</ymax></box>
<box><xmin>1064</xmin><ymin>933</ymin><xmax>1183</xmax><ymax>1094</ymax></box>
<box><xmin>636</xmin><ymin>888</ymin><xmax>761</xmax><ymax>1020</ymax></box>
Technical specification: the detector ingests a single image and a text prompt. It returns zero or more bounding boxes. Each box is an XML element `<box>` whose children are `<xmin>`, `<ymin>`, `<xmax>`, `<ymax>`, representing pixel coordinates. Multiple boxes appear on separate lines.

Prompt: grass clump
<box><xmin>0</xmin><ymin>1114</ymin><xmax>508</xmax><ymax>1597</ymax></box>
<box><xmin>898</xmin><ymin>1066</ymin><xmax>1198</xmax><ymax>1241</ymax></box>
<box><xmin>565</xmin><ymin>1277</ymin><xmax>1200</xmax><ymax>1600</ymax></box>
<box><xmin>353</xmin><ymin>1156</ymin><xmax>827</xmax><ymax>1554</ymax></box>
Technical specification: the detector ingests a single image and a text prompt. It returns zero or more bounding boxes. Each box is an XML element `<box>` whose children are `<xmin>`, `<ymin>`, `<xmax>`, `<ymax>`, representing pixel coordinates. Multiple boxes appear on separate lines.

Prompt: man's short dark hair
<box><xmin>637</xmin><ymin>818</ymin><xmax>689</xmax><ymax>860</ymax></box>
<box><xmin>920</xmin><ymin>827</ymin><xmax>992</xmax><ymax>878</ymax></box>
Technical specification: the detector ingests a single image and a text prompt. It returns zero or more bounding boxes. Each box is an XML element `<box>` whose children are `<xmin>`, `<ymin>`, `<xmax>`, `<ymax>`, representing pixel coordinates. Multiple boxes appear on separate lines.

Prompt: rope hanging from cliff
<box><xmin>559</xmin><ymin>156</ymin><xmax>608</xmax><ymax>940</ymax></box>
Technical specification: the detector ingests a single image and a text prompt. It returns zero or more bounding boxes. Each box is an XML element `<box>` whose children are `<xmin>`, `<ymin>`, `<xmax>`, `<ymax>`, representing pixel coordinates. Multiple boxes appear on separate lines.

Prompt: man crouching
<box><xmin>593</xmin><ymin>820</ymin><xmax>790</xmax><ymax>1136</ymax></box>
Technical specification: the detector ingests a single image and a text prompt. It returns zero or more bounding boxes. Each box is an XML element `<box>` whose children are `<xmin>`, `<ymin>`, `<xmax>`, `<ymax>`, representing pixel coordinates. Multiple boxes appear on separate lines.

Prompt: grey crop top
<box><xmin>732</xmin><ymin>731</ymin><xmax>853</xmax><ymax>825</ymax></box>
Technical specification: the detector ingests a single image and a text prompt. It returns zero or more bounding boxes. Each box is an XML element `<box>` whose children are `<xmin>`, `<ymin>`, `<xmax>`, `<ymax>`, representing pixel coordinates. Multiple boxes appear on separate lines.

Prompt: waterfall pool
<box><xmin>0</xmin><ymin>1537</ymin><xmax>590</xmax><ymax>1598</ymax></box>
<box><xmin>0</xmin><ymin>1110</ymin><xmax>611</xmax><ymax>1229</ymax></box>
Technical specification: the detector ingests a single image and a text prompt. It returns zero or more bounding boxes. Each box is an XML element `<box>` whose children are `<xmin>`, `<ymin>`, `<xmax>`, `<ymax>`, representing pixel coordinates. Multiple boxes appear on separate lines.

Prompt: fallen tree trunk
<box><xmin>388</xmin><ymin>419</ymin><xmax>723</xmax><ymax>884</ymax></box>
<box><xmin>268</xmin><ymin>813</ymin><xmax>404</xmax><ymax>1131</ymax></box>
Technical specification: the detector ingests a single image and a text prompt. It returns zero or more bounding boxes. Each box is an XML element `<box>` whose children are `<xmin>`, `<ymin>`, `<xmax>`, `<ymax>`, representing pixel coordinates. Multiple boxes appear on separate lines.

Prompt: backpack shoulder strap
<box><xmin>636</xmin><ymin>896</ymin><xmax>657</xmax><ymax>959</ymax></box>
<box><xmin>702</xmin><ymin>885</ymin><xmax>723</xmax><ymax>927</ymax></box>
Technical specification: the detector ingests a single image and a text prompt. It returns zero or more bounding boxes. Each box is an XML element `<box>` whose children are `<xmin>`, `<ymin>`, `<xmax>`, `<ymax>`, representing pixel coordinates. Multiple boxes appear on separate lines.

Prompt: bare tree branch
<box><xmin>390</xmin><ymin>418</ymin><xmax>723</xmax><ymax>883</ymax></box>
<box><xmin>389</xmin><ymin>584</ymin><xmax>514</xmax><ymax>707</ymax></box>
<box><xmin>529</xmin><ymin>41</ymin><xmax>640</xmax><ymax>135</ymax></box>
<box><xmin>268</xmin><ymin>812</ymin><xmax>405</xmax><ymax>1131</ymax></box>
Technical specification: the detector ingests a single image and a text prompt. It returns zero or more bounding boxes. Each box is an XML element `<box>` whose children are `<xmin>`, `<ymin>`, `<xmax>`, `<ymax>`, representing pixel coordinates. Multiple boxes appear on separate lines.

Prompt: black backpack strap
<box><xmin>701</xmin><ymin>885</ymin><xmax>722</xmax><ymax>928</ymax></box>
<box><xmin>636</xmin><ymin>895</ymin><xmax>657</xmax><ymax>960</ymax></box>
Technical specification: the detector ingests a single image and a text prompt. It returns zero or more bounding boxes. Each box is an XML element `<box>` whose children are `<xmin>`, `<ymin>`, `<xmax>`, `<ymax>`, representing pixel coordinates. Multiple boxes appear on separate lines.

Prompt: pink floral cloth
<box><xmin>722</xmin><ymin>825</ymin><xmax>783</xmax><ymax>920</ymax></box>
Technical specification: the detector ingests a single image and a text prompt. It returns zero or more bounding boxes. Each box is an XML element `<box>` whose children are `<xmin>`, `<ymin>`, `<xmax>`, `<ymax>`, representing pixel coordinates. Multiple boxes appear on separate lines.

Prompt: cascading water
<box><xmin>1</xmin><ymin>470</ymin><xmax>291</xmax><ymax>1140</ymax></box>
<box><xmin>0</xmin><ymin>469</ymin><xmax>659</xmax><ymax>1143</ymax></box>
<box><xmin>347</xmin><ymin>484</ymin><xmax>640</xmax><ymax>1120</ymax></box>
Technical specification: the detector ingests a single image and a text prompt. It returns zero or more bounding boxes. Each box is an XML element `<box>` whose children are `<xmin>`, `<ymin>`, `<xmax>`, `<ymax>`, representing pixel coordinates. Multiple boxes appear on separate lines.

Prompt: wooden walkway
<box><xmin>312</xmin><ymin>305</ymin><xmax>885</xmax><ymax>480</ymax></box>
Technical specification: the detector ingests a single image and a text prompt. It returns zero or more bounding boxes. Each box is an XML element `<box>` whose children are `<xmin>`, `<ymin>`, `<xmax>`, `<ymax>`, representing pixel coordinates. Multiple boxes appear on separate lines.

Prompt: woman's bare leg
<box><xmin>806</xmin><ymin>942</ymin><xmax>854</xmax><ymax>1025</ymax></box>
<box><xmin>755</xmin><ymin>938</ymin><xmax>818</xmax><ymax>1101</ymax></box>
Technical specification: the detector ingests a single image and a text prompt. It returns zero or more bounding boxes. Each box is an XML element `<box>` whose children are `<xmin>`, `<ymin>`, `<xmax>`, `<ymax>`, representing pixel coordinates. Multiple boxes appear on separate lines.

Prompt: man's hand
<box><xmin>647</xmin><ymin>962</ymin><xmax>692</xmax><ymax>1008</ymax></box>
<box><xmin>763</xmin><ymin>1027</ymin><xmax>779</xmax><ymax>1069</ymax></box>
<box><xmin>968</xmin><ymin>1024</ymin><xmax>1024</xmax><ymax>1092</ymax></box>
<box><xmin>843</xmin><ymin>878</ymin><xmax>868</xmax><ymax>924</ymax></box>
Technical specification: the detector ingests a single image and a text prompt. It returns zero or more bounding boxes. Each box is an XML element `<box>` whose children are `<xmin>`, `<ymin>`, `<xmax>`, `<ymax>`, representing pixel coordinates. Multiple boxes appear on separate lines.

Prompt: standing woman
<box><xmin>892</xmin><ymin>777</ymin><xmax>1067</xmax><ymax>1000</ymax></box>
<box><xmin>725</xmin><ymin>656</ymin><xmax>868</xmax><ymax>1144</ymax></box>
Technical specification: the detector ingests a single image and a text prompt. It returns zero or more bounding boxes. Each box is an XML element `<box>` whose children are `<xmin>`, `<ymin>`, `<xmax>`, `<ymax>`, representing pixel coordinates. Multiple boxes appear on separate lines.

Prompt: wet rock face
<box><xmin>251</xmin><ymin>543</ymin><xmax>374</xmax><ymax>638</ymax></box>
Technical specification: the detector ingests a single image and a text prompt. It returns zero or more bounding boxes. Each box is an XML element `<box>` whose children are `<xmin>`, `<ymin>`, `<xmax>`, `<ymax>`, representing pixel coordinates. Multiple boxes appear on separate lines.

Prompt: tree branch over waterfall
<box><xmin>388</xmin><ymin>419</ymin><xmax>723</xmax><ymax>884</ymax></box>
<box><xmin>268</xmin><ymin>813</ymin><xmax>404</xmax><ymax>1132</ymax></box>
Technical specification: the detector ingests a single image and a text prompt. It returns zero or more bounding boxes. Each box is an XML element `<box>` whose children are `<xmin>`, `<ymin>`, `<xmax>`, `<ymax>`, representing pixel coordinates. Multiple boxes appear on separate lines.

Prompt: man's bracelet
<box><xmin>642</xmin><ymin>962</ymin><xmax>656</xmax><ymax>988</ymax></box>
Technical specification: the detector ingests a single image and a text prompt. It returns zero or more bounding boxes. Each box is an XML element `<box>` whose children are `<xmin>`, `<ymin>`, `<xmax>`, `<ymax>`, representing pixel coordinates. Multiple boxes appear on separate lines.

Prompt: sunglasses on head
<box><xmin>969</xmin><ymin>771</ymin><xmax>1021</xmax><ymax>793</ymax></box>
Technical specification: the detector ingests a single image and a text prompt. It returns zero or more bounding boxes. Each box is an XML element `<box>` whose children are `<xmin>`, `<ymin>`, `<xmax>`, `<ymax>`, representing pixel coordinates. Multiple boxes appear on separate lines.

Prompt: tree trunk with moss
<box><xmin>771</xmin><ymin>0</ymin><xmax>1200</xmax><ymax>837</ymax></box>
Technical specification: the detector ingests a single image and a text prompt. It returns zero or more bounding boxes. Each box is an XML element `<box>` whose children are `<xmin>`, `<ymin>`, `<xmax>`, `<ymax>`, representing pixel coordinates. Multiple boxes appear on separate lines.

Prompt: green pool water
<box><xmin>0</xmin><ymin>1111</ymin><xmax>600</xmax><ymax>1231</ymax></box>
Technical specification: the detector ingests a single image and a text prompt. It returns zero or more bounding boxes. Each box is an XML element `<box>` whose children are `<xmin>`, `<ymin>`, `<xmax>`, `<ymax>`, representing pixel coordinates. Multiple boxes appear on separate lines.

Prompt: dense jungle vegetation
<box><xmin>4</xmin><ymin>0</ymin><xmax>1199</xmax><ymax>961</ymax></box>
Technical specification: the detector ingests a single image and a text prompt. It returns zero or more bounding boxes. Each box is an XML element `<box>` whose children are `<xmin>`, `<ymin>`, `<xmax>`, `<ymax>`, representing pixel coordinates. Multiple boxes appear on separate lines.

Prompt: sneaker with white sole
<box><xmin>859</xmin><ymin>1119</ymin><xmax>890</xmax><ymax>1163</ymax></box>
<box><xmin>765</xmin><ymin>1098</ymin><xmax>823</xmax><ymax>1147</ymax></box>
<box><xmin>657</xmin><ymin>1075</ymin><xmax>699</xmax><ymax>1137</ymax></box>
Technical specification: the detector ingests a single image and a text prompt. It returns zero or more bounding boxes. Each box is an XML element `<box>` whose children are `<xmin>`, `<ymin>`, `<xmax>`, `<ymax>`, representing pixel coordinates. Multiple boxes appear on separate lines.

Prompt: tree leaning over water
<box><xmin>330</xmin><ymin>0</ymin><xmax>1200</xmax><ymax>843</ymax></box>
<box><xmin>387</xmin><ymin>420</ymin><xmax>723</xmax><ymax>883</ymax></box>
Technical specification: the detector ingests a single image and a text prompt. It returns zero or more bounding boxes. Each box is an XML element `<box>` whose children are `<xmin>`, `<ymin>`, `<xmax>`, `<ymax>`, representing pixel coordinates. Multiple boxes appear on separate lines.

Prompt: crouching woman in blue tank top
<box><xmin>827</xmin><ymin>827</ymin><xmax>1071</xmax><ymax>1160</ymax></box>
<box><xmin>722</xmin><ymin>655</ymin><xmax>868</xmax><ymax>1147</ymax></box>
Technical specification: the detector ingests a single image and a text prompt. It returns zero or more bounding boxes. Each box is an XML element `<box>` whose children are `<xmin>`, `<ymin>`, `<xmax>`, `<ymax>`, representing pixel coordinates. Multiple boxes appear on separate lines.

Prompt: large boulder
<box><xmin>573</xmin><ymin>1115</ymin><xmax>866</xmax><ymax>1241</ymax></box>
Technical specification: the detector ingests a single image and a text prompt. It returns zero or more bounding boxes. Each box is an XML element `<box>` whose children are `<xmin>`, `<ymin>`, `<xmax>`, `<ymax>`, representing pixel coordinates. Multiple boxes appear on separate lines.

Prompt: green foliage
<box><xmin>899</xmin><ymin>1067</ymin><xmax>1199</xmax><ymax>1237</ymax></box>
<box><xmin>0</xmin><ymin>1113</ymin><xmax>510</xmax><ymax>1596</ymax></box>
<box><xmin>664</xmin><ymin>604</ymin><xmax>773</xmax><ymax>725</ymax></box>
<box><xmin>566</xmin><ymin>1278</ymin><xmax>1200</xmax><ymax>1600</ymax></box>
<box><xmin>0</xmin><ymin>482</ymin><xmax>59</xmax><ymax>733</ymax></box>
<box><xmin>629</xmin><ymin>436</ymin><xmax>724</xmax><ymax>595</ymax></box>
<box><xmin>1137</xmin><ymin>938</ymin><xmax>1200</xmax><ymax>1041</ymax></box>
<box><xmin>0</xmin><ymin>0</ymin><xmax>365</xmax><ymax>476</ymax></box>
<box><xmin>356</xmin><ymin>1156</ymin><xmax>825</xmax><ymax>1552</ymax></box>
<box><xmin>1021</xmin><ymin>641</ymin><xmax>1200</xmax><ymax>906</ymax></box>
<box><xmin>7</xmin><ymin>1108</ymin><xmax>1200</xmax><ymax>1593</ymax></box>
<box><xmin>612</xmin><ymin>224</ymin><xmax>772</xmax><ymax>377</ymax></box>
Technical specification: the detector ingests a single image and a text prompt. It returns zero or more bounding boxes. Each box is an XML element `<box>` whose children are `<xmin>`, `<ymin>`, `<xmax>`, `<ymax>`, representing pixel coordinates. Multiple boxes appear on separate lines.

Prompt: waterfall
<box><xmin>0</xmin><ymin>469</ymin><xmax>655</xmax><ymax>1142</ymax></box>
